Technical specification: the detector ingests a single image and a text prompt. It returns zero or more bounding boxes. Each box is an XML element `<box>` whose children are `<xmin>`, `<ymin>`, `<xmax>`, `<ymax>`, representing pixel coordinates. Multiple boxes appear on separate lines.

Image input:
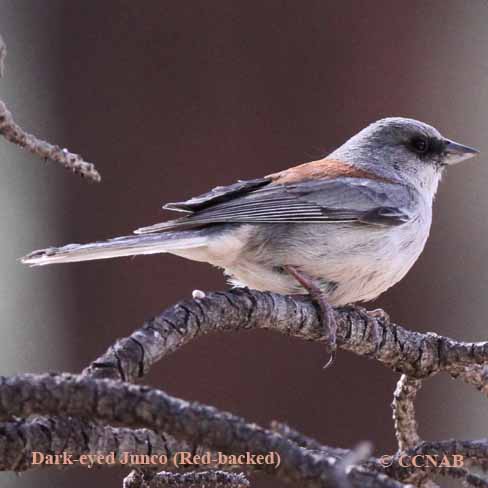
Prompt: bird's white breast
<box><xmin>199</xmin><ymin>198</ymin><xmax>433</xmax><ymax>306</ymax></box>
<box><xmin>172</xmin><ymin>195</ymin><xmax>433</xmax><ymax>306</ymax></box>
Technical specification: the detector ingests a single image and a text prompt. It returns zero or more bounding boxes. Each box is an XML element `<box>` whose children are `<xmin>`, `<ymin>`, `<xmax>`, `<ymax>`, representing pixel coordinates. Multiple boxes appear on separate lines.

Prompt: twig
<box><xmin>392</xmin><ymin>375</ymin><xmax>422</xmax><ymax>452</ymax></box>
<box><xmin>0</xmin><ymin>100</ymin><xmax>101</xmax><ymax>181</ymax></box>
<box><xmin>391</xmin><ymin>376</ymin><xmax>441</xmax><ymax>487</ymax></box>
<box><xmin>0</xmin><ymin>34</ymin><xmax>100</xmax><ymax>182</ymax></box>
<box><xmin>448</xmin><ymin>363</ymin><xmax>488</xmax><ymax>396</ymax></box>
<box><xmin>0</xmin><ymin>34</ymin><xmax>6</xmax><ymax>78</ymax></box>
<box><xmin>390</xmin><ymin>376</ymin><xmax>488</xmax><ymax>486</ymax></box>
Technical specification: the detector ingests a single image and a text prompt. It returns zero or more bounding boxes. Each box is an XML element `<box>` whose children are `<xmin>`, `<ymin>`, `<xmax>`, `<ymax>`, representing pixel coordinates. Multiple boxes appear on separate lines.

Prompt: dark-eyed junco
<box><xmin>22</xmin><ymin>117</ymin><xmax>479</xmax><ymax>364</ymax></box>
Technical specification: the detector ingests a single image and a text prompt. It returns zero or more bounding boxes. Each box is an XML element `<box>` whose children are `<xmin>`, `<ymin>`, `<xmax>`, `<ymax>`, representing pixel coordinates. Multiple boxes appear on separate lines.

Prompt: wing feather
<box><xmin>135</xmin><ymin>176</ymin><xmax>417</xmax><ymax>234</ymax></box>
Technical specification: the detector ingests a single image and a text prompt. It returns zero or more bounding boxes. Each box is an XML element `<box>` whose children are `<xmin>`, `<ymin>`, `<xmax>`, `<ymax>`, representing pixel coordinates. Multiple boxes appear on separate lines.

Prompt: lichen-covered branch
<box><xmin>83</xmin><ymin>288</ymin><xmax>488</xmax><ymax>390</ymax></box>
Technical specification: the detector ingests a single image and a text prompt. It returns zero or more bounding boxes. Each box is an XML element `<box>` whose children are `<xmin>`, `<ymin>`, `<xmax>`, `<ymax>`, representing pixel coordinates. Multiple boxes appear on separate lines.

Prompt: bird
<box><xmin>21</xmin><ymin>117</ymin><xmax>479</xmax><ymax>365</ymax></box>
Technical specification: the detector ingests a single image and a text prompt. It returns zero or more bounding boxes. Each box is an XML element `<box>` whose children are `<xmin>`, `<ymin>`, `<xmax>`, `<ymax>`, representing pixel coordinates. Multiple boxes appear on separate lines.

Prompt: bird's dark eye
<box><xmin>410</xmin><ymin>136</ymin><xmax>429</xmax><ymax>154</ymax></box>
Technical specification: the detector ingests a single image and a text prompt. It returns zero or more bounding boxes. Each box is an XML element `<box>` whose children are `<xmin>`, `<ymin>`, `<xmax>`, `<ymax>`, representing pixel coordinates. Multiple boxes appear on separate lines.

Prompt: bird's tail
<box><xmin>21</xmin><ymin>230</ymin><xmax>210</xmax><ymax>266</ymax></box>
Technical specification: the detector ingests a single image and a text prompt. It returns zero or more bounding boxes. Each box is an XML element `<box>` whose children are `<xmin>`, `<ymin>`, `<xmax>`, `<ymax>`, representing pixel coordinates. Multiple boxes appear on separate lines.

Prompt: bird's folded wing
<box><xmin>163</xmin><ymin>178</ymin><xmax>272</xmax><ymax>212</ymax></box>
<box><xmin>134</xmin><ymin>177</ymin><xmax>417</xmax><ymax>234</ymax></box>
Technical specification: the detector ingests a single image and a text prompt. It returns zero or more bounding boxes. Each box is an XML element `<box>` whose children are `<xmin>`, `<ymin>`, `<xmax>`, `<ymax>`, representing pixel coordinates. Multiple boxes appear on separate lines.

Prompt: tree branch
<box><xmin>391</xmin><ymin>376</ymin><xmax>438</xmax><ymax>488</ymax></box>
<box><xmin>0</xmin><ymin>100</ymin><xmax>101</xmax><ymax>181</ymax></box>
<box><xmin>0</xmin><ymin>289</ymin><xmax>485</xmax><ymax>487</ymax></box>
<box><xmin>123</xmin><ymin>470</ymin><xmax>250</xmax><ymax>488</ymax></box>
<box><xmin>0</xmin><ymin>413</ymin><xmax>423</xmax><ymax>487</ymax></box>
<box><xmin>79</xmin><ymin>289</ymin><xmax>488</xmax><ymax>486</ymax></box>
<box><xmin>0</xmin><ymin>416</ymin><xmax>198</xmax><ymax>472</ymax></box>
<box><xmin>406</xmin><ymin>439</ymin><xmax>488</xmax><ymax>471</ymax></box>
<box><xmin>0</xmin><ymin>373</ymin><xmax>405</xmax><ymax>488</ymax></box>
<box><xmin>392</xmin><ymin>375</ymin><xmax>422</xmax><ymax>452</ymax></box>
<box><xmin>0</xmin><ymin>35</ymin><xmax>101</xmax><ymax>181</ymax></box>
<box><xmin>83</xmin><ymin>289</ymin><xmax>488</xmax><ymax>389</ymax></box>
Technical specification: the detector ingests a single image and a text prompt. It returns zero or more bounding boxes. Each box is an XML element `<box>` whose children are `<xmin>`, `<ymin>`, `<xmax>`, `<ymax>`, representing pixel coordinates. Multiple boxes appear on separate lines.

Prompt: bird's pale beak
<box><xmin>443</xmin><ymin>139</ymin><xmax>480</xmax><ymax>165</ymax></box>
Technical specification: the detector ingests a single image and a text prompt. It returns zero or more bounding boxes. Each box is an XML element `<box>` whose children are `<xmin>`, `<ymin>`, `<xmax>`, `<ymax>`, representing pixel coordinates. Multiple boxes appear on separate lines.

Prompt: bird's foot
<box><xmin>284</xmin><ymin>265</ymin><xmax>337</xmax><ymax>369</ymax></box>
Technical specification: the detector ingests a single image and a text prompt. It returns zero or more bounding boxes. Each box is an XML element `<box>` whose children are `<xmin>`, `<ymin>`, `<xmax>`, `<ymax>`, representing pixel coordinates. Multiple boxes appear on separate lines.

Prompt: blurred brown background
<box><xmin>1</xmin><ymin>1</ymin><xmax>488</xmax><ymax>487</ymax></box>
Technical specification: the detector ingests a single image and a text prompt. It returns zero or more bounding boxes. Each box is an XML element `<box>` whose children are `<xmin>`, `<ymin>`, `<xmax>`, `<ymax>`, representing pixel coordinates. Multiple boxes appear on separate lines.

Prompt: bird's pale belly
<box><xmin>219</xmin><ymin>220</ymin><xmax>431</xmax><ymax>306</ymax></box>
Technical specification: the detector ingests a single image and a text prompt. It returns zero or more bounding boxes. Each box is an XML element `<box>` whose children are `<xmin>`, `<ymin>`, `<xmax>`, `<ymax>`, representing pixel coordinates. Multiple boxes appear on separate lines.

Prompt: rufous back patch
<box><xmin>268</xmin><ymin>158</ymin><xmax>392</xmax><ymax>184</ymax></box>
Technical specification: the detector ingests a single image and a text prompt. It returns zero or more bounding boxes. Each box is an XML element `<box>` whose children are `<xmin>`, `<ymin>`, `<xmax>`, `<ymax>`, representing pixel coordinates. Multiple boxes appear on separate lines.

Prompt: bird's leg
<box><xmin>284</xmin><ymin>265</ymin><xmax>337</xmax><ymax>368</ymax></box>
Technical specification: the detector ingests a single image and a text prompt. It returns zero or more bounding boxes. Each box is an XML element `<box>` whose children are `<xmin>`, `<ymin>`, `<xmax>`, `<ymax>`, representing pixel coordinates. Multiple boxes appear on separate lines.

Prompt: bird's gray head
<box><xmin>330</xmin><ymin>117</ymin><xmax>479</xmax><ymax>198</ymax></box>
